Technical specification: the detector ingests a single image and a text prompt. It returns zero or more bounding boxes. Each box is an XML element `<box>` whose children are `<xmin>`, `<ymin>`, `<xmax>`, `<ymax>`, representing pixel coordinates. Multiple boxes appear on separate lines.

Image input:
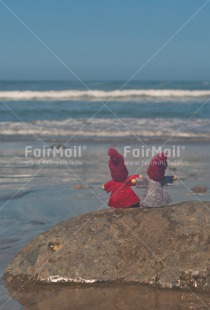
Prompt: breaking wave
<box><xmin>1</xmin><ymin>89</ymin><xmax>210</xmax><ymax>101</ymax></box>
<box><xmin>0</xmin><ymin>118</ymin><xmax>210</xmax><ymax>140</ymax></box>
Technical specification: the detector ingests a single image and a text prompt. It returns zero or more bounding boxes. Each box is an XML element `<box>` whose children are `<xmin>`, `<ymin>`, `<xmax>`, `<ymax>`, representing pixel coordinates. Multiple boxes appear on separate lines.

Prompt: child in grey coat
<box><xmin>132</xmin><ymin>153</ymin><xmax>176</xmax><ymax>208</ymax></box>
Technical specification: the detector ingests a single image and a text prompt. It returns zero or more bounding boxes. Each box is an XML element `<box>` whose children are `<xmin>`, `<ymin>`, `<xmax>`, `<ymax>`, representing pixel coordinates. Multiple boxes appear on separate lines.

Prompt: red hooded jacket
<box><xmin>104</xmin><ymin>174</ymin><xmax>140</xmax><ymax>208</ymax></box>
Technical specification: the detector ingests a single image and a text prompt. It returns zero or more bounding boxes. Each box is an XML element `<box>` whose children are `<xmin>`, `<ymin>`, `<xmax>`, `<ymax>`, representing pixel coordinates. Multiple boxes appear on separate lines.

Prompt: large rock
<box><xmin>4</xmin><ymin>201</ymin><xmax>210</xmax><ymax>291</ymax></box>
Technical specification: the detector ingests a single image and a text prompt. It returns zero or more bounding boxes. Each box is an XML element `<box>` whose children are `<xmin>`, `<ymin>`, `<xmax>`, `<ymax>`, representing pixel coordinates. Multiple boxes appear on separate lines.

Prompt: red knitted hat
<box><xmin>108</xmin><ymin>148</ymin><xmax>128</xmax><ymax>182</ymax></box>
<box><xmin>147</xmin><ymin>152</ymin><xmax>168</xmax><ymax>182</ymax></box>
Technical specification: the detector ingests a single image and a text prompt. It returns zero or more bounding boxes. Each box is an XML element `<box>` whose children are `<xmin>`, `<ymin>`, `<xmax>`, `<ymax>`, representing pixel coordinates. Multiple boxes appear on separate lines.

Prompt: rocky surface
<box><xmin>4</xmin><ymin>201</ymin><xmax>210</xmax><ymax>292</ymax></box>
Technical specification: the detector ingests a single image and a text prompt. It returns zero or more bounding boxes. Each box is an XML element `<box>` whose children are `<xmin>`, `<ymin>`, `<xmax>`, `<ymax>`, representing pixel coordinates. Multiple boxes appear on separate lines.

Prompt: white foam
<box><xmin>0</xmin><ymin>89</ymin><xmax>210</xmax><ymax>101</ymax></box>
<box><xmin>42</xmin><ymin>275</ymin><xmax>97</xmax><ymax>283</ymax></box>
<box><xmin>0</xmin><ymin>118</ymin><xmax>209</xmax><ymax>139</ymax></box>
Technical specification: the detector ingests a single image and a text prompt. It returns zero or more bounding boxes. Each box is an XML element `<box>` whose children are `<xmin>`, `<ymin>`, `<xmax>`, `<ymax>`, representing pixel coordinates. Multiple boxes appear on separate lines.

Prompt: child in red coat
<box><xmin>103</xmin><ymin>148</ymin><xmax>140</xmax><ymax>208</ymax></box>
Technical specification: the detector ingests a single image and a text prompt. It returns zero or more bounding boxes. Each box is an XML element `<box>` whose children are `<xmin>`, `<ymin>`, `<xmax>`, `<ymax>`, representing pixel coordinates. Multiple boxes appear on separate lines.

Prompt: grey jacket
<box><xmin>136</xmin><ymin>176</ymin><xmax>174</xmax><ymax>208</ymax></box>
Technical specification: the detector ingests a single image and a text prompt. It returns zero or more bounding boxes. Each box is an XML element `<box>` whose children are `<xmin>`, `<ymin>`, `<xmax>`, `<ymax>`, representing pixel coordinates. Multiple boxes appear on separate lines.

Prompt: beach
<box><xmin>0</xmin><ymin>81</ymin><xmax>210</xmax><ymax>309</ymax></box>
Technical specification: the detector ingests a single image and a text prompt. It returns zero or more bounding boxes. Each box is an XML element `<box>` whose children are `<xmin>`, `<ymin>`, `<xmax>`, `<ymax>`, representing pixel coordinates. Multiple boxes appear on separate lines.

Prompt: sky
<box><xmin>0</xmin><ymin>0</ymin><xmax>210</xmax><ymax>81</ymax></box>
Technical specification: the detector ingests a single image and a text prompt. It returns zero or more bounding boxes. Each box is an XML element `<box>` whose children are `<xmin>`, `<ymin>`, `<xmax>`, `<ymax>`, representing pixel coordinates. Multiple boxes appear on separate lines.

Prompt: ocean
<box><xmin>0</xmin><ymin>80</ymin><xmax>210</xmax><ymax>141</ymax></box>
<box><xmin>0</xmin><ymin>81</ymin><xmax>210</xmax><ymax>309</ymax></box>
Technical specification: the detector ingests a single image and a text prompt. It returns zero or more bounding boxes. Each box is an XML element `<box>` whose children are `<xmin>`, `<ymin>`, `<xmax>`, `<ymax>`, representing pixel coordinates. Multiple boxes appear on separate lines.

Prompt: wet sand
<box><xmin>5</xmin><ymin>283</ymin><xmax>210</xmax><ymax>310</ymax></box>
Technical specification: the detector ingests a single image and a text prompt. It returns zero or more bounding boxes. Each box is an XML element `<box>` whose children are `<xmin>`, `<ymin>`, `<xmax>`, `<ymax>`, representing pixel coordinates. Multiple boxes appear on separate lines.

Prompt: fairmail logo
<box><xmin>25</xmin><ymin>145</ymin><xmax>87</xmax><ymax>159</ymax></box>
<box><xmin>124</xmin><ymin>145</ymin><xmax>185</xmax><ymax>158</ymax></box>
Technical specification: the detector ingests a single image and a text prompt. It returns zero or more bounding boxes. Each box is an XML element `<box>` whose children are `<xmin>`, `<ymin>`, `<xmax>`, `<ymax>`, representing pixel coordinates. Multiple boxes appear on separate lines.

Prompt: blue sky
<box><xmin>0</xmin><ymin>0</ymin><xmax>210</xmax><ymax>81</ymax></box>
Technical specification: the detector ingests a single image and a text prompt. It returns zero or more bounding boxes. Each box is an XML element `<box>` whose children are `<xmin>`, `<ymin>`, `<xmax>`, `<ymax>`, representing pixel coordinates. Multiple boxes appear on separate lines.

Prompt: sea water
<box><xmin>0</xmin><ymin>80</ymin><xmax>210</xmax><ymax>140</ymax></box>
